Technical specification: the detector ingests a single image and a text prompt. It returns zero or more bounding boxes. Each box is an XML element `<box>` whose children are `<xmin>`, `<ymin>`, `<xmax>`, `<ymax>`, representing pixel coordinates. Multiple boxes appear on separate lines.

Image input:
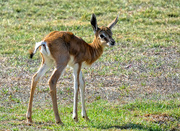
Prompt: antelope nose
<box><xmin>111</xmin><ymin>40</ymin><xmax>115</xmax><ymax>45</ymax></box>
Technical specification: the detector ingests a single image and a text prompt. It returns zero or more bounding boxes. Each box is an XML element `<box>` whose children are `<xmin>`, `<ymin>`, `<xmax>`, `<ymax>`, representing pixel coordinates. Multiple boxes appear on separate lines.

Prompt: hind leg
<box><xmin>26</xmin><ymin>62</ymin><xmax>50</xmax><ymax>125</ymax></box>
<box><xmin>48</xmin><ymin>62</ymin><xmax>67</xmax><ymax>124</ymax></box>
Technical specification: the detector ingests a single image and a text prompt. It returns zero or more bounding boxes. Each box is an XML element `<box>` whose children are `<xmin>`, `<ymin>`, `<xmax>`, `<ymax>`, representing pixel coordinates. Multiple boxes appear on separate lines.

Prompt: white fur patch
<box><xmin>79</xmin><ymin>71</ymin><xmax>86</xmax><ymax>117</ymax></box>
<box><xmin>40</xmin><ymin>41</ymin><xmax>50</xmax><ymax>56</ymax></box>
<box><xmin>34</xmin><ymin>53</ymin><xmax>54</xmax><ymax>82</ymax></box>
<box><xmin>72</xmin><ymin>63</ymin><xmax>79</xmax><ymax>119</ymax></box>
<box><xmin>34</xmin><ymin>63</ymin><xmax>50</xmax><ymax>81</ymax></box>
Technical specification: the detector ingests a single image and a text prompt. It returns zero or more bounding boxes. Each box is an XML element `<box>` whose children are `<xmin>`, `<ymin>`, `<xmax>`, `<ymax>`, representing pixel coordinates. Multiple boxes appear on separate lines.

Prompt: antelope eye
<box><xmin>100</xmin><ymin>34</ymin><xmax>105</xmax><ymax>38</ymax></box>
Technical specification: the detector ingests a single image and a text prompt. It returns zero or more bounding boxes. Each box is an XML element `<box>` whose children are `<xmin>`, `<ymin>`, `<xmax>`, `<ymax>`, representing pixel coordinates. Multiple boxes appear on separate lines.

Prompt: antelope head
<box><xmin>91</xmin><ymin>13</ymin><xmax>119</xmax><ymax>47</ymax></box>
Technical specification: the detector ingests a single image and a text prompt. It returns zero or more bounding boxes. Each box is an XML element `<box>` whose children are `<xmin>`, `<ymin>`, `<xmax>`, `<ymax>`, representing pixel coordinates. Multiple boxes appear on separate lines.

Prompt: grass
<box><xmin>1</xmin><ymin>99</ymin><xmax>179</xmax><ymax>130</ymax></box>
<box><xmin>0</xmin><ymin>0</ymin><xmax>180</xmax><ymax>130</ymax></box>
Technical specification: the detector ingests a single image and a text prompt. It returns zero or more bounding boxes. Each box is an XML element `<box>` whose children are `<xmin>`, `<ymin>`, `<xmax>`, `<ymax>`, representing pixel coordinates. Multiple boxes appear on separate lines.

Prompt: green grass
<box><xmin>0</xmin><ymin>0</ymin><xmax>180</xmax><ymax>130</ymax></box>
<box><xmin>1</xmin><ymin>98</ymin><xmax>179</xmax><ymax>130</ymax></box>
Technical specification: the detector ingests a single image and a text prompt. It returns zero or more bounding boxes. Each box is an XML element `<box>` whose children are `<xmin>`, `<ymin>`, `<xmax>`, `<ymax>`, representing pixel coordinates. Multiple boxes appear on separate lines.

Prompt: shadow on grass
<box><xmin>90</xmin><ymin>123</ymin><xmax>162</xmax><ymax>131</ymax></box>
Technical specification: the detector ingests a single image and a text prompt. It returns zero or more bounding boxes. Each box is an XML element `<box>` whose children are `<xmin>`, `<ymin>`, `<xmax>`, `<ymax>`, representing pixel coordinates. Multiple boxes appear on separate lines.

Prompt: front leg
<box><xmin>72</xmin><ymin>63</ymin><xmax>81</xmax><ymax>122</ymax></box>
<box><xmin>79</xmin><ymin>71</ymin><xmax>89</xmax><ymax>120</ymax></box>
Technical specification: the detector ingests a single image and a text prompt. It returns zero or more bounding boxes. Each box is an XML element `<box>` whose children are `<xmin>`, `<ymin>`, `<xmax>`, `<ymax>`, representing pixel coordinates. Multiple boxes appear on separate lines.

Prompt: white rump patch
<box><xmin>40</xmin><ymin>41</ymin><xmax>50</xmax><ymax>56</ymax></box>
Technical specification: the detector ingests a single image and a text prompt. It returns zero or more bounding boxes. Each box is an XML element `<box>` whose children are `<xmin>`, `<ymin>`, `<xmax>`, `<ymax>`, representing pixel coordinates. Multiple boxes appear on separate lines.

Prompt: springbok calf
<box><xmin>26</xmin><ymin>14</ymin><xmax>118</xmax><ymax>125</ymax></box>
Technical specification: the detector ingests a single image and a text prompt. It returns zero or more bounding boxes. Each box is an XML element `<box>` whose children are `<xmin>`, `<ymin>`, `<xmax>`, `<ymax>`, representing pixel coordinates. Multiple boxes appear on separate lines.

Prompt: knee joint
<box><xmin>48</xmin><ymin>79</ymin><xmax>56</xmax><ymax>86</ymax></box>
<box><xmin>48</xmin><ymin>79</ymin><xmax>57</xmax><ymax>92</ymax></box>
<box><xmin>32</xmin><ymin>74</ymin><xmax>39</xmax><ymax>82</ymax></box>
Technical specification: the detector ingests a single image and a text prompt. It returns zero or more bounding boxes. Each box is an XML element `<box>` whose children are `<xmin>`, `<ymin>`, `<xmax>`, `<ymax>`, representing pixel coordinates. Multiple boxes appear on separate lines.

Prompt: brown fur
<box><xmin>43</xmin><ymin>29</ymin><xmax>108</xmax><ymax>65</ymax></box>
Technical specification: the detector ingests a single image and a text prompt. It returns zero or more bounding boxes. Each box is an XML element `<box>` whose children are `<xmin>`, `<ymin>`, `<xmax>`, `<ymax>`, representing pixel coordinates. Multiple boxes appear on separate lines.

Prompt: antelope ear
<box><xmin>107</xmin><ymin>15</ymin><xmax>119</xmax><ymax>29</ymax></box>
<box><xmin>91</xmin><ymin>14</ymin><xmax>98</xmax><ymax>33</ymax></box>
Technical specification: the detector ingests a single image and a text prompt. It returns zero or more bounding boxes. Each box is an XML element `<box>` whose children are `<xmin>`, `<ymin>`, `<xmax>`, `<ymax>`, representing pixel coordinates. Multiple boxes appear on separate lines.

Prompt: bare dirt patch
<box><xmin>143</xmin><ymin>113</ymin><xmax>180</xmax><ymax>131</ymax></box>
<box><xmin>0</xmin><ymin>46</ymin><xmax>179</xmax><ymax>108</ymax></box>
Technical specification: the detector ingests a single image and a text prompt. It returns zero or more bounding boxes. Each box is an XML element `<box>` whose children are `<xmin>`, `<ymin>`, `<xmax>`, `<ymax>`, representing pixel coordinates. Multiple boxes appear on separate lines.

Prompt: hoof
<box><xmin>56</xmin><ymin>121</ymin><xmax>64</xmax><ymax>125</ymax></box>
<box><xmin>83</xmin><ymin>116</ymin><xmax>90</xmax><ymax>121</ymax></box>
<box><xmin>27</xmin><ymin>118</ymin><xmax>32</xmax><ymax>126</ymax></box>
<box><xmin>73</xmin><ymin>117</ymin><xmax>78</xmax><ymax>122</ymax></box>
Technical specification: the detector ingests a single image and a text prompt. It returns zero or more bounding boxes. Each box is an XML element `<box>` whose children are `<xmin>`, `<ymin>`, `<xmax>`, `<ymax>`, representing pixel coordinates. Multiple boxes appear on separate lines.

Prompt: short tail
<box><xmin>29</xmin><ymin>41</ymin><xmax>49</xmax><ymax>59</ymax></box>
<box><xmin>29</xmin><ymin>49</ymin><xmax>34</xmax><ymax>58</ymax></box>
